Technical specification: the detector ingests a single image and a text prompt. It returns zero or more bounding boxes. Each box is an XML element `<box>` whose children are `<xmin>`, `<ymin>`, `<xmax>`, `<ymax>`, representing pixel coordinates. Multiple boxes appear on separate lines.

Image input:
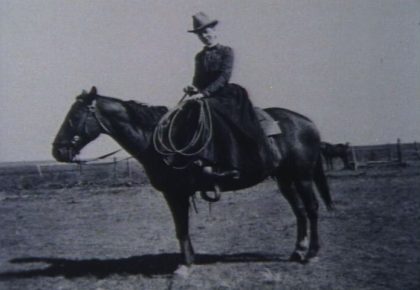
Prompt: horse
<box><xmin>52</xmin><ymin>87</ymin><xmax>333</xmax><ymax>273</ymax></box>
<box><xmin>320</xmin><ymin>142</ymin><xmax>351</xmax><ymax>170</ymax></box>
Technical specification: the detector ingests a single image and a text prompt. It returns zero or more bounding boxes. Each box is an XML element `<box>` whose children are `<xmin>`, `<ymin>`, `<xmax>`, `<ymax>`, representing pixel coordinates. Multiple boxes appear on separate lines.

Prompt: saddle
<box><xmin>254</xmin><ymin>107</ymin><xmax>283</xmax><ymax>168</ymax></box>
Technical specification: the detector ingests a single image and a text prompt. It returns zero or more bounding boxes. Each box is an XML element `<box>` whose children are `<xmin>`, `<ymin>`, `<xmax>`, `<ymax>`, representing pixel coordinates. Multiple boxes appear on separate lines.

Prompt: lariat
<box><xmin>152</xmin><ymin>98</ymin><xmax>213</xmax><ymax>164</ymax></box>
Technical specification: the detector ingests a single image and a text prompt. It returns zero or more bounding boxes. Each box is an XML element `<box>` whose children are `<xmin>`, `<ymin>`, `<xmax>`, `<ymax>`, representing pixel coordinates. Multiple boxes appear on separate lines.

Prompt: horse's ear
<box><xmin>89</xmin><ymin>86</ymin><xmax>97</xmax><ymax>95</ymax></box>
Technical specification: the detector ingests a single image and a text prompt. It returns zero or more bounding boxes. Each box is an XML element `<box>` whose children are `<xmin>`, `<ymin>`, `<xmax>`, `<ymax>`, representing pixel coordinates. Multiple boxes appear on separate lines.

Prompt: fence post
<box><xmin>113</xmin><ymin>157</ymin><xmax>117</xmax><ymax>180</ymax></box>
<box><xmin>397</xmin><ymin>138</ymin><xmax>402</xmax><ymax>164</ymax></box>
<box><xmin>36</xmin><ymin>164</ymin><xmax>43</xmax><ymax>177</ymax></box>
<box><xmin>414</xmin><ymin>141</ymin><xmax>420</xmax><ymax>160</ymax></box>
<box><xmin>127</xmin><ymin>158</ymin><xmax>132</xmax><ymax>178</ymax></box>
<box><xmin>351</xmin><ymin>146</ymin><xmax>358</xmax><ymax>171</ymax></box>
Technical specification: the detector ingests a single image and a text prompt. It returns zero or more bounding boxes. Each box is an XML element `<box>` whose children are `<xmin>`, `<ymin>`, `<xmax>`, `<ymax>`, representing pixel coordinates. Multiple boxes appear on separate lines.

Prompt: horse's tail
<box><xmin>314</xmin><ymin>154</ymin><xmax>334</xmax><ymax>211</ymax></box>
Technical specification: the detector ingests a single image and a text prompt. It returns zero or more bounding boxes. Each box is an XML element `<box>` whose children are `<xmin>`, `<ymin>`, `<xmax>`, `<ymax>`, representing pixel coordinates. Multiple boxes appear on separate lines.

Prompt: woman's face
<box><xmin>197</xmin><ymin>27</ymin><xmax>217</xmax><ymax>46</ymax></box>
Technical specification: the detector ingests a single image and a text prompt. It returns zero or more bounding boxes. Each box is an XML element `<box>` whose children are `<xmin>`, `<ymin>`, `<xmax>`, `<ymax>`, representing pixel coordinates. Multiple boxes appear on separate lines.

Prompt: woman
<box><xmin>182</xmin><ymin>12</ymin><xmax>272</xmax><ymax>184</ymax></box>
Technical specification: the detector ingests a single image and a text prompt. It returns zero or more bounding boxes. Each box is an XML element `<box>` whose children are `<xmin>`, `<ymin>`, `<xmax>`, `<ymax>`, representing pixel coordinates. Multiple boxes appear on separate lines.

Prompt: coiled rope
<box><xmin>153</xmin><ymin>98</ymin><xmax>213</xmax><ymax>162</ymax></box>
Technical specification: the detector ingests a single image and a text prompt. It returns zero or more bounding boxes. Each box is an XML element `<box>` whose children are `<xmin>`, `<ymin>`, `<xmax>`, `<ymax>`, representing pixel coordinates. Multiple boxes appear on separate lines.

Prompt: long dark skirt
<box><xmin>170</xmin><ymin>83</ymin><xmax>271</xmax><ymax>178</ymax></box>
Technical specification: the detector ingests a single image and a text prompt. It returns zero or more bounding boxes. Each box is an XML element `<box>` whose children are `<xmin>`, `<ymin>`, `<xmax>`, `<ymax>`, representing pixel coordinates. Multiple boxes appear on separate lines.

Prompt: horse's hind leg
<box><xmin>295</xmin><ymin>178</ymin><xmax>320</xmax><ymax>261</ymax></box>
<box><xmin>276</xmin><ymin>176</ymin><xmax>309</xmax><ymax>262</ymax></box>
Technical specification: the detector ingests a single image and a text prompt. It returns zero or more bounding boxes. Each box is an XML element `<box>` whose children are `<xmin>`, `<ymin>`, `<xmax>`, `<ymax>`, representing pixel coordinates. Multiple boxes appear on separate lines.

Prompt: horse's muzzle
<box><xmin>52</xmin><ymin>146</ymin><xmax>75</xmax><ymax>163</ymax></box>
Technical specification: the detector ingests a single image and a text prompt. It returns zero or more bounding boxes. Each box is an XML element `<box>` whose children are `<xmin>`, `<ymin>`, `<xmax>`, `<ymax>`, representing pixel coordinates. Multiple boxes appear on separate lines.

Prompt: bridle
<box><xmin>52</xmin><ymin>97</ymin><xmax>106</xmax><ymax>152</ymax></box>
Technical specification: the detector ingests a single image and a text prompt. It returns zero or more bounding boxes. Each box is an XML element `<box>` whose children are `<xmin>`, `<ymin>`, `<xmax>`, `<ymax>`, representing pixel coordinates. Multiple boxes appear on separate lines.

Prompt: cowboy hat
<box><xmin>188</xmin><ymin>12</ymin><xmax>218</xmax><ymax>33</ymax></box>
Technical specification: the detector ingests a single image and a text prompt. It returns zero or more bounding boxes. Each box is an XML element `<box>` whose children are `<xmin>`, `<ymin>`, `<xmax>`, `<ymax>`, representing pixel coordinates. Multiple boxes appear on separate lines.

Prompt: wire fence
<box><xmin>350</xmin><ymin>139</ymin><xmax>420</xmax><ymax>170</ymax></box>
<box><xmin>1</xmin><ymin>139</ymin><xmax>419</xmax><ymax>190</ymax></box>
<box><xmin>0</xmin><ymin>155</ymin><xmax>147</xmax><ymax>191</ymax></box>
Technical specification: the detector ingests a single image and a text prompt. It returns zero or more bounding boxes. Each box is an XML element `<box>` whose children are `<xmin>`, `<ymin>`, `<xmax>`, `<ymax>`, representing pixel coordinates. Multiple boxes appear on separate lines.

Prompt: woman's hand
<box><xmin>183</xmin><ymin>85</ymin><xmax>198</xmax><ymax>96</ymax></box>
<box><xmin>190</xmin><ymin>93</ymin><xmax>205</xmax><ymax>99</ymax></box>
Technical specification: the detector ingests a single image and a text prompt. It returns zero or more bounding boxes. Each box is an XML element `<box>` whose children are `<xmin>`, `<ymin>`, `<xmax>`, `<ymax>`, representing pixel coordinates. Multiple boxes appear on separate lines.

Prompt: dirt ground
<box><xmin>0</xmin><ymin>163</ymin><xmax>419</xmax><ymax>290</ymax></box>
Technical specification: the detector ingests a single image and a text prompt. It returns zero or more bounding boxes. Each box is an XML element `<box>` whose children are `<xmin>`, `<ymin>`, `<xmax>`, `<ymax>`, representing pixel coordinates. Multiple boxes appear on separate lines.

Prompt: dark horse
<box><xmin>320</xmin><ymin>142</ymin><xmax>351</xmax><ymax>170</ymax></box>
<box><xmin>52</xmin><ymin>87</ymin><xmax>333</xmax><ymax>272</ymax></box>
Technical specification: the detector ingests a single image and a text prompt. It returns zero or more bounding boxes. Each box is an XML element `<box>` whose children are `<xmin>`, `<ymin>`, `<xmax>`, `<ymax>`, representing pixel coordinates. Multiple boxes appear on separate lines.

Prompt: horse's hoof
<box><xmin>304</xmin><ymin>248</ymin><xmax>319</xmax><ymax>262</ymax></box>
<box><xmin>303</xmin><ymin>256</ymin><xmax>320</xmax><ymax>264</ymax></box>
<box><xmin>174</xmin><ymin>265</ymin><xmax>191</xmax><ymax>278</ymax></box>
<box><xmin>289</xmin><ymin>252</ymin><xmax>305</xmax><ymax>263</ymax></box>
<box><xmin>302</xmin><ymin>257</ymin><xmax>319</xmax><ymax>265</ymax></box>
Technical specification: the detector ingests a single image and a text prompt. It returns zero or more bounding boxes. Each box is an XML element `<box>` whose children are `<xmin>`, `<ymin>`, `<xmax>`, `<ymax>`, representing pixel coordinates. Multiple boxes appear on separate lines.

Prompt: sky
<box><xmin>1</xmin><ymin>0</ymin><xmax>419</xmax><ymax>162</ymax></box>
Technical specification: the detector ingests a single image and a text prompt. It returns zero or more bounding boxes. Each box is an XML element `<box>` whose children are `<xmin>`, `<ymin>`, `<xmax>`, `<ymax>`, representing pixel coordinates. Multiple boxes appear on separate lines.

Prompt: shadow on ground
<box><xmin>0</xmin><ymin>253</ymin><xmax>287</xmax><ymax>279</ymax></box>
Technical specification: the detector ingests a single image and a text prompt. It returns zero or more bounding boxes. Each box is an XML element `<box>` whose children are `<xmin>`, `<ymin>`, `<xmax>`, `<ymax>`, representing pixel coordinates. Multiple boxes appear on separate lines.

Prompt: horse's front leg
<box><xmin>164</xmin><ymin>191</ymin><xmax>195</xmax><ymax>266</ymax></box>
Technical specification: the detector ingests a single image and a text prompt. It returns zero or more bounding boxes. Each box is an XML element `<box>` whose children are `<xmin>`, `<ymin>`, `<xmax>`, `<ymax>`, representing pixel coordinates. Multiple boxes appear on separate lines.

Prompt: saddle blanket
<box><xmin>254</xmin><ymin>107</ymin><xmax>282</xmax><ymax>136</ymax></box>
<box><xmin>254</xmin><ymin>107</ymin><xmax>282</xmax><ymax>166</ymax></box>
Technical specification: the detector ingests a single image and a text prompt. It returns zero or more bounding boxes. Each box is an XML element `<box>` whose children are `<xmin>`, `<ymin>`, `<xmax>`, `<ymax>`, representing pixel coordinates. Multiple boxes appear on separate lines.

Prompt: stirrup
<box><xmin>200</xmin><ymin>184</ymin><xmax>221</xmax><ymax>202</ymax></box>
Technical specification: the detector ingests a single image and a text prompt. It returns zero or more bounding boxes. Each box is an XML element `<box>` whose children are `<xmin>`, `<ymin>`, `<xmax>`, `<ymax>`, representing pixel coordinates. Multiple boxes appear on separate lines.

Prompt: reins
<box><xmin>89</xmin><ymin>100</ymin><xmax>113</xmax><ymax>135</ymax></box>
<box><xmin>74</xmin><ymin>149</ymin><xmax>122</xmax><ymax>164</ymax></box>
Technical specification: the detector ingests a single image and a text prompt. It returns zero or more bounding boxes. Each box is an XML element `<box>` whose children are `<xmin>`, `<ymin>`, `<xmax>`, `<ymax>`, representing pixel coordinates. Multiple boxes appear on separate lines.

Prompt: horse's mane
<box><xmin>123</xmin><ymin>100</ymin><xmax>168</xmax><ymax>130</ymax></box>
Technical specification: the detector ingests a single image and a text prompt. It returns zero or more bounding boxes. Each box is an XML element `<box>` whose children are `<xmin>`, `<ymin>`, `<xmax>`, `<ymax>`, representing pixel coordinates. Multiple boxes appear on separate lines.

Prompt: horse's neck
<box><xmin>96</xmin><ymin>97</ymin><xmax>164</xmax><ymax>160</ymax></box>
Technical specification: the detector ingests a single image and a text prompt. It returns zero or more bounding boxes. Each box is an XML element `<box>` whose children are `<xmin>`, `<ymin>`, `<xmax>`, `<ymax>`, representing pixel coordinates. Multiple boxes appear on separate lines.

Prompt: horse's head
<box><xmin>52</xmin><ymin>87</ymin><xmax>103</xmax><ymax>162</ymax></box>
